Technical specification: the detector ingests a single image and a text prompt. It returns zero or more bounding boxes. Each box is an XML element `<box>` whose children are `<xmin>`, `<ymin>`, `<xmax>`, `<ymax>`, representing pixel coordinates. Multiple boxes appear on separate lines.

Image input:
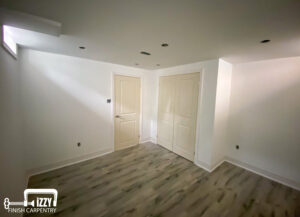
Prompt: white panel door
<box><xmin>157</xmin><ymin>76</ymin><xmax>176</xmax><ymax>150</ymax></box>
<box><xmin>173</xmin><ymin>73</ymin><xmax>200</xmax><ymax>161</ymax></box>
<box><xmin>114</xmin><ymin>75</ymin><xmax>140</xmax><ymax>150</ymax></box>
<box><xmin>157</xmin><ymin>72</ymin><xmax>200</xmax><ymax>161</ymax></box>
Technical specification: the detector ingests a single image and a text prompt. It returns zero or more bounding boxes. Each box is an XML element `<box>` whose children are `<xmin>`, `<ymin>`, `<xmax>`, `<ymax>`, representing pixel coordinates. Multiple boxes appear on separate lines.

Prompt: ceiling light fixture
<box><xmin>260</xmin><ymin>39</ymin><xmax>270</xmax><ymax>43</ymax></box>
<box><xmin>161</xmin><ymin>43</ymin><xmax>169</xmax><ymax>47</ymax></box>
<box><xmin>79</xmin><ymin>46</ymin><xmax>86</xmax><ymax>49</ymax></box>
<box><xmin>140</xmin><ymin>51</ymin><xmax>151</xmax><ymax>55</ymax></box>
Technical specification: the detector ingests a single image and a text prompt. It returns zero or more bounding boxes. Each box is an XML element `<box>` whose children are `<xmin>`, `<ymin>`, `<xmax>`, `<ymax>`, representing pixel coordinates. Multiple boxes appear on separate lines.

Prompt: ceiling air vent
<box><xmin>140</xmin><ymin>51</ymin><xmax>151</xmax><ymax>55</ymax></box>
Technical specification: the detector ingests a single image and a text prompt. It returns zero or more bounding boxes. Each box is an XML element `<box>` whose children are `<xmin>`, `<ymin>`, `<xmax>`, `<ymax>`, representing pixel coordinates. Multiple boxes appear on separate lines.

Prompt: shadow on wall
<box><xmin>27</xmin><ymin>52</ymin><xmax>111</xmax><ymax>118</ymax></box>
<box><xmin>21</xmin><ymin>51</ymin><xmax>114</xmax><ymax>171</ymax></box>
<box><xmin>21</xmin><ymin>49</ymin><xmax>143</xmax><ymax>172</ymax></box>
<box><xmin>43</xmin><ymin>66</ymin><xmax>109</xmax><ymax>117</ymax></box>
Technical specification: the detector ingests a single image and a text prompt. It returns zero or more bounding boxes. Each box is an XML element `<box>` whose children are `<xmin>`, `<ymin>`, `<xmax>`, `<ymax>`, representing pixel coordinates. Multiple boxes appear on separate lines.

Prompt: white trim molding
<box><xmin>26</xmin><ymin>142</ymin><xmax>300</xmax><ymax>191</ymax></box>
<box><xmin>26</xmin><ymin>147</ymin><xmax>113</xmax><ymax>180</ymax></box>
<box><xmin>194</xmin><ymin>160</ymin><xmax>212</xmax><ymax>172</ymax></box>
<box><xmin>194</xmin><ymin>159</ymin><xmax>225</xmax><ymax>173</ymax></box>
<box><xmin>141</xmin><ymin>137</ymin><xmax>157</xmax><ymax>144</ymax></box>
<box><xmin>194</xmin><ymin>157</ymin><xmax>300</xmax><ymax>190</ymax></box>
<box><xmin>140</xmin><ymin>137</ymin><xmax>152</xmax><ymax>143</ymax></box>
<box><xmin>150</xmin><ymin>137</ymin><xmax>157</xmax><ymax>144</ymax></box>
<box><xmin>224</xmin><ymin>157</ymin><xmax>300</xmax><ymax>191</ymax></box>
<box><xmin>210</xmin><ymin>159</ymin><xmax>226</xmax><ymax>172</ymax></box>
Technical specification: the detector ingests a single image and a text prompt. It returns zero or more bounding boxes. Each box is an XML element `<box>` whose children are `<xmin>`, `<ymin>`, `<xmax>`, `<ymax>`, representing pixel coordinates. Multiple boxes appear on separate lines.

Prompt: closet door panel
<box><xmin>173</xmin><ymin>73</ymin><xmax>200</xmax><ymax>161</ymax></box>
<box><xmin>157</xmin><ymin>76</ymin><xmax>176</xmax><ymax>151</ymax></box>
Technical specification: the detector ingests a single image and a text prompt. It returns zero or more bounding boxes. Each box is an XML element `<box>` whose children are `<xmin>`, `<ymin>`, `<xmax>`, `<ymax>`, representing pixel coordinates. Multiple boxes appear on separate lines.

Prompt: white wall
<box><xmin>19</xmin><ymin>49</ymin><xmax>152</xmax><ymax>173</ymax></box>
<box><xmin>141</xmin><ymin>72</ymin><xmax>157</xmax><ymax>143</ymax></box>
<box><xmin>211</xmin><ymin>59</ymin><xmax>232</xmax><ymax>167</ymax></box>
<box><xmin>0</xmin><ymin>27</ymin><xmax>26</xmax><ymax>216</ymax></box>
<box><xmin>153</xmin><ymin>59</ymin><xmax>220</xmax><ymax>169</ymax></box>
<box><xmin>227</xmin><ymin>57</ymin><xmax>300</xmax><ymax>186</ymax></box>
<box><xmin>3</xmin><ymin>37</ymin><xmax>299</xmax><ymax>200</ymax></box>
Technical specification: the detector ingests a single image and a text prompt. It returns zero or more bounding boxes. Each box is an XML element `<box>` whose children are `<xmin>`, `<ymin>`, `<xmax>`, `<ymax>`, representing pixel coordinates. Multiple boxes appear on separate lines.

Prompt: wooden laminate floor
<box><xmin>27</xmin><ymin>143</ymin><xmax>300</xmax><ymax>217</ymax></box>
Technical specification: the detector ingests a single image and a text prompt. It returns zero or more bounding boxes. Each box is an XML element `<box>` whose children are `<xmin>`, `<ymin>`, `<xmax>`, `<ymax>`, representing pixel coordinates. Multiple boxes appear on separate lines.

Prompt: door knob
<box><xmin>115</xmin><ymin>115</ymin><xmax>120</xmax><ymax>118</ymax></box>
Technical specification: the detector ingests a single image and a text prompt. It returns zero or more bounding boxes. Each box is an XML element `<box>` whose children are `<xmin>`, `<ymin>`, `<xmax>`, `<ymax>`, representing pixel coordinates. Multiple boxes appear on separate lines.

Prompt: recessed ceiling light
<box><xmin>79</xmin><ymin>46</ymin><xmax>86</xmax><ymax>49</ymax></box>
<box><xmin>140</xmin><ymin>51</ymin><xmax>151</xmax><ymax>55</ymax></box>
<box><xmin>161</xmin><ymin>43</ymin><xmax>169</xmax><ymax>47</ymax></box>
<box><xmin>260</xmin><ymin>39</ymin><xmax>270</xmax><ymax>43</ymax></box>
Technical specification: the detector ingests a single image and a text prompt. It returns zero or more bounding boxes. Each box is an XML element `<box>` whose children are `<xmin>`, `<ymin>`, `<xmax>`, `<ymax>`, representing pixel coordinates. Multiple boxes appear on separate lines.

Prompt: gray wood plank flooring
<box><xmin>27</xmin><ymin>142</ymin><xmax>300</xmax><ymax>217</ymax></box>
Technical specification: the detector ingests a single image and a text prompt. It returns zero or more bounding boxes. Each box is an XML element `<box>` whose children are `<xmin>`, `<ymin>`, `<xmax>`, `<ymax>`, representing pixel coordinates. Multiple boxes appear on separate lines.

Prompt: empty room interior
<box><xmin>1</xmin><ymin>1</ymin><xmax>300</xmax><ymax>216</ymax></box>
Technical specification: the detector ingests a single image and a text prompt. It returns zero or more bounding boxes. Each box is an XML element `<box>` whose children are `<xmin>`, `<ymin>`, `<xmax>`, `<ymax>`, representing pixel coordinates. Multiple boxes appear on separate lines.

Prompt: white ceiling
<box><xmin>1</xmin><ymin>0</ymin><xmax>300</xmax><ymax>69</ymax></box>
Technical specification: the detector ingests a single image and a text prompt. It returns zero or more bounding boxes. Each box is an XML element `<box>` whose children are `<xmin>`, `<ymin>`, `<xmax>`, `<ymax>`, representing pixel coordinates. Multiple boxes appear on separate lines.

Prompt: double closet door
<box><xmin>157</xmin><ymin>72</ymin><xmax>200</xmax><ymax>161</ymax></box>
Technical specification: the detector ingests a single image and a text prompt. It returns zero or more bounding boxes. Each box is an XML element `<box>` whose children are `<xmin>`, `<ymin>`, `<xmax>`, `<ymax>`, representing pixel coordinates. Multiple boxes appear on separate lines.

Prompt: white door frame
<box><xmin>194</xmin><ymin>71</ymin><xmax>205</xmax><ymax>164</ymax></box>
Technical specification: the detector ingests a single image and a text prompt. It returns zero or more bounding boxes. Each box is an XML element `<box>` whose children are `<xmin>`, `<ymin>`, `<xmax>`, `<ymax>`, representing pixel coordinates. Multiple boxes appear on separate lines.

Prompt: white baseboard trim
<box><xmin>26</xmin><ymin>147</ymin><xmax>114</xmax><ymax>180</ymax></box>
<box><xmin>194</xmin><ymin>157</ymin><xmax>299</xmax><ymax>191</ymax></box>
<box><xmin>25</xmin><ymin>144</ymin><xmax>300</xmax><ymax>191</ymax></box>
<box><xmin>150</xmin><ymin>137</ymin><xmax>157</xmax><ymax>144</ymax></box>
<box><xmin>115</xmin><ymin>144</ymin><xmax>138</xmax><ymax>151</ymax></box>
<box><xmin>224</xmin><ymin>157</ymin><xmax>300</xmax><ymax>191</ymax></box>
<box><xmin>140</xmin><ymin>137</ymin><xmax>157</xmax><ymax>144</ymax></box>
<box><xmin>140</xmin><ymin>138</ymin><xmax>152</xmax><ymax>143</ymax></box>
<box><xmin>194</xmin><ymin>160</ymin><xmax>212</xmax><ymax>172</ymax></box>
<box><xmin>194</xmin><ymin>159</ymin><xmax>225</xmax><ymax>173</ymax></box>
<box><xmin>210</xmin><ymin>159</ymin><xmax>226</xmax><ymax>172</ymax></box>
